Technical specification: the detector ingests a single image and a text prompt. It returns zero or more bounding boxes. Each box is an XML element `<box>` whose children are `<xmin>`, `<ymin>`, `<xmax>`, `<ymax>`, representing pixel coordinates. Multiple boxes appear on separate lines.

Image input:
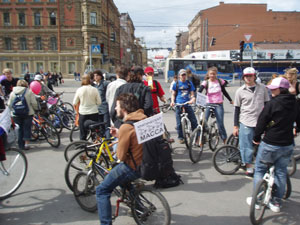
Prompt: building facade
<box><xmin>0</xmin><ymin>0</ymin><xmax>121</xmax><ymax>77</ymax></box>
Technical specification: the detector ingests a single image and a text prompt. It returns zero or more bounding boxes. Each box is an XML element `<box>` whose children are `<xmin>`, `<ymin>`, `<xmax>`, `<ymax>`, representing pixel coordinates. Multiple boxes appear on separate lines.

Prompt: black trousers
<box><xmin>79</xmin><ymin>113</ymin><xmax>99</xmax><ymax>140</ymax></box>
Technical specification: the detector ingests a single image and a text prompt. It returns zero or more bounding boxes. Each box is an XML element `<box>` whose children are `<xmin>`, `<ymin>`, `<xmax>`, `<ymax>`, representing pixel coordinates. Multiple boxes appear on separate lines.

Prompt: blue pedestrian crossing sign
<box><xmin>91</xmin><ymin>44</ymin><xmax>101</xmax><ymax>54</ymax></box>
<box><xmin>243</xmin><ymin>43</ymin><xmax>253</xmax><ymax>52</ymax></box>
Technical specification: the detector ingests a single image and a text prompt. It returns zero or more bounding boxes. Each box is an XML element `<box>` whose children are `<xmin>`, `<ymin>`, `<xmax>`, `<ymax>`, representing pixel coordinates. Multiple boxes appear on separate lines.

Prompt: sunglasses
<box><xmin>181</xmin><ymin>74</ymin><xmax>187</xmax><ymax>76</ymax></box>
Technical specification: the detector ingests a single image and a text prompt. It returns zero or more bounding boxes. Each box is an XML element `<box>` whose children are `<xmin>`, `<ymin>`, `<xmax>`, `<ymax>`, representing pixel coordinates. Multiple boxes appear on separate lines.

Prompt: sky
<box><xmin>113</xmin><ymin>0</ymin><xmax>300</xmax><ymax>58</ymax></box>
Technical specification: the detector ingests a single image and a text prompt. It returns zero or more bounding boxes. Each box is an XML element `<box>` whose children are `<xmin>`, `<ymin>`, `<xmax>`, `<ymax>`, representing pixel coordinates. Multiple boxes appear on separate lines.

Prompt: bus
<box><xmin>164</xmin><ymin>58</ymin><xmax>235</xmax><ymax>82</ymax></box>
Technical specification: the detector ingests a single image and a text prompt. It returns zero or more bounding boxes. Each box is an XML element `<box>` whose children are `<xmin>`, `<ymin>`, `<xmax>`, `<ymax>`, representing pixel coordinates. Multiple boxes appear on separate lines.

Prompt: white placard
<box><xmin>133</xmin><ymin>112</ymin><xmax>164</xmax><ymax>144</ymax></box>
<box><xmin>0</xmin><ymin>108</ymin><xmax>12</xmax><ymax>134</ymax></box>
<box><xmin>196</xmin><ymin>92</ymin><xmax>207</xmax><ymax>106</ymax></box>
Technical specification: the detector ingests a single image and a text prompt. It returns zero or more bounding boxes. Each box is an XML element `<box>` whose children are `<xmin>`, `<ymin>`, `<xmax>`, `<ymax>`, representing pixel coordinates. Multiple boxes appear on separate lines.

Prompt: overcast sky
<box><xmin>113</xmin><ymin>0</ymin><xmax>300</xmax><ymax>58</ymax></box>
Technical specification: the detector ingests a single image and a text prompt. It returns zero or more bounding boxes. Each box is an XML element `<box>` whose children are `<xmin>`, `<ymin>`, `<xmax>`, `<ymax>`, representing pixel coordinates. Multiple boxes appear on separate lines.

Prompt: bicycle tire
<box><xmin>283</xmin><ymin>175</ymin><xmax>292</xmax><ymax>199</ymax></box>
<box><xmin>47</xmin><ymin>112</ymin><xmax>63</xmax><ymax>133</ymax></box>
<box><xmin>41</xmin><ymin>119</ymin><xmax>60</xmax><ymax>148</ymax></box>
<box><xmin>64</xmin><ymin>140</ymin><xmax>94</xmax><ymax>162</ymax></box>
<box><xmin>69</xmin><ymin>125</ymin><xmax>92</xmax><ymax>142</ymax></box>
<box><xmin>226</xmin><ymin>134</ymin><xmax>239</xmax><ymax>147</ymax></box>
<box><xmin>250</xmin><ymin>179</ymin><xmax>268</xmax><ymax>225</ymax></box>
<box><xmin>64</xmin><ymin>148</ymin><xmax>109</xmax><ymax>192</ymax></box>
<box><xmin>287</xmin><ymin>156</ymin><xmax>296</xmax><ymax>177</ymax></box>
<box><xmin>212</xmin><ymin>145</ymin><xmax>241</xmax><ymax>175</ymax></box>
<box><xmin>0</xmin><ymin>148</ymin><xmax>28</xmax><ymax>200</ymax></box>
<box><xmin>181</xmin><ymin>118</ymin><xmax>190</xmax><ymax>148</ymax></box>
<box><xmin>131</xmin><ymin>187</ymin><xmax>171</xmax><ymax>225</ymax></box>
<box><xmin>60</xmin><ymin>101</ymin><xmax>75</xmax><ymax>113</ymax></box>
<box><xmin>60</xmin><ymin>110</ymin><xmax>75</xmax><ymax>130</ymax></box>
<box><xmin>73</xmin><ymin>171</ymin><xmax>104</xmax><ymax>212</ymax></box>
<box><xmin>188</xmin><ymin>127</ymin><xmax>204</xmax><ymax>163</ymax></box>
<box><xmin>208</xmin><ymin>121</ymin><xmax>220</xmax><ymax>151</ymax></box>
<box><xmin>161</xmin><ymin>104</ymin><xmax>170</xmax><ymax>113</ymax></box>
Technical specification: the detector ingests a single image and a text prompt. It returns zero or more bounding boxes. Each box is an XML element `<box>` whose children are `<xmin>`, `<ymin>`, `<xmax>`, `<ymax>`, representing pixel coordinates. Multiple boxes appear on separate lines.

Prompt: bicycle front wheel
<box><xmin>181</xmin><ymin>118</ymin><xmax>190</xmax><ymax>148</ymax></box>
<box><xmin>212</xmin><ymin>145</ymin><xmax>241</xmax><ymax>175</ymax></box>
<box><xmin>250</xmin><ymin>179</ymin><xmax>268</xmax><ymax>225</ymax></box>
<box><xmin>0</xmin><ymin>148</ymin><xmax>28</xmax><ymax>200</ymax></box>
<box><xmin>226</xmin><ymin>133</ymin><xmax>239</xmax><ymax>147</ymax></box>
<box><xmin>287</xmin><ymin>156</ymin><xmax>296</xmax><ymax>177</ymax></box>
<box><xmin>208</xmin><ymin>121</ymin><xmax>220</xmax><ymax>151</ymax></box>
<box><xmin>188</xmin><ymin>127</ymin><xmax>204</xmax><ymax>163</ymax></box>
<box><xmin>132</xmin><ymin>187</ymin><xmax>171</xmax><ymax>225</ymax></box>
<box><xmin>41</xmin><ymin>120</ymin><xmax>60</xmax><ymax>148</ymax></box>
<box><xmin>64</xmin><ymin>140</ymin><xmax>94</xmax><ymax>162</ymax></box>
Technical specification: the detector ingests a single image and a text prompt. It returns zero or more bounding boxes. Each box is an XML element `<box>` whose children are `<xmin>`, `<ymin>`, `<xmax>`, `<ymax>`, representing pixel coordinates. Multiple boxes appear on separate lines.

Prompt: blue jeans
<box><xmin>175</xmin><ymin>105</ymin><xmax>198</xmax><ymax>140</ymax></box>
<box><xmin>254</xmin><ymin>141</ymin><xmax>293</xmax><ymax>203</ymax></box>
<box><xmin>13</xmin><ymin>115</ymin><xmax>33</xmax><ymax>149</ymax></box>
<box><xmin>205</xmin><ymin>103</ymin><xmax>227</xmax><ymax>141</ymax></box>
<box><xmin>239</xmin><ymin>123</ymin><xmax>255</xmax><ymax>164</ymax></box>
<box><xmin>96</xmin><ymin>163</ymin><xmax>140</xmax><ymax>225</ymax></box>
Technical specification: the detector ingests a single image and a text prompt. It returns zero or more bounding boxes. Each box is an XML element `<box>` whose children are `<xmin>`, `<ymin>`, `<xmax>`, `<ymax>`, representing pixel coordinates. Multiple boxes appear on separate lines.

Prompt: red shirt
<box><xmin>143</xmin><ymin>80</ymin><xmax>165</xmax><ymax>113</ymax></box>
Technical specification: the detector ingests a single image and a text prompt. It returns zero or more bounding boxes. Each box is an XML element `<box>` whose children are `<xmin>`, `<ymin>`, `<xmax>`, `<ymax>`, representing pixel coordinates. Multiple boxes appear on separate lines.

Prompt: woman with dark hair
<box><xmin>73</xmin><ymin>74</ymin><xmax>101</xmax><ymax>140</ymax></box>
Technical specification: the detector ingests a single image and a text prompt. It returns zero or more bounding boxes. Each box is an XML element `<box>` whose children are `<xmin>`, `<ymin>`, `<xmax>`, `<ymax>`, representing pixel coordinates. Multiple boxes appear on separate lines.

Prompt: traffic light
<box><xmin>100</xmin><ymin>43</ymin><xmax>104</xmax><ymax>54</ymax></box>
<box><xmin>239</xmin><ymin>41</ymin><xmax>245</xmax><ymax>61</ymax></box>
<box><xmin>210</xmin><ymin>37</ymin><xmax>216</xmax><ymax>46</ymax></box>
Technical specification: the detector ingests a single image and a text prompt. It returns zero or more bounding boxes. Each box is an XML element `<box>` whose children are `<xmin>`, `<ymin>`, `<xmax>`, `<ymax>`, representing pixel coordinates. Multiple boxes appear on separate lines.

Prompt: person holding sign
<box><xmin>198</xmin><ymin>66</ymin><xmax>233</xmax><ymax>144</ymax></box>
<box><xmin>170</xmin><ymin>69</ymin><xmax>198</xmax><ymax>144</ymax></box>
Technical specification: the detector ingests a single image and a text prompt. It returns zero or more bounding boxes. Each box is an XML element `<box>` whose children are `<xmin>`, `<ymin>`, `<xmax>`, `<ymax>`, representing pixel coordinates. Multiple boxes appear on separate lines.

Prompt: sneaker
<box><xmin>246</xmin><ymin>197</ymin><xmax>260</xmax><ymax>210</ymax></box>
<box><xmin>245</xmin><ymin>171</ymin><xmax>254</xmax><ymax>179</ymax></box>
<box><xmin>179</xmin><ymin>139</ymin><xmax>185</xmax><ymax>144</ymax></box>
<box><xmin>268</xmin><ymin>201</ymin><xmax>280</xmax><ymax>213</ymax></box>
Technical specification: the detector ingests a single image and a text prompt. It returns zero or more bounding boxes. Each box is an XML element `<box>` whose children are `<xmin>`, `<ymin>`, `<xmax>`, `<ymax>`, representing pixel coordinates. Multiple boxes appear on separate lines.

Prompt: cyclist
<box><xmin>96</xmin><ymin>93</ymin><xmax>146</xmax><ymax>225</ymax></box>
<box><xmin>198</xmin><ymin>66</ymin><xmax>233</xmax><ymax>144</ymax></box>
<box><xmin>143</xmin><ymin>66</ymin><xmax>166</xmax><ymax>113</ymax></box>
<box><xmin>247</xmin><ymin>77</ymin><xmax>300</xmax><ymax>212</ymax></box>
<box><xmin>170</xmin><ymin>69</ymin><xmax>198</xmax><ymax>144</ymax></box>
<box><xmin>233</xmin><ymin>67</ymin><xmax>269</xmax><ymax>178</ymax></box>
<box><xmin>0</xmin><ymin>68</ymin><xmax>19</xmax><ymax>98</ymax></box>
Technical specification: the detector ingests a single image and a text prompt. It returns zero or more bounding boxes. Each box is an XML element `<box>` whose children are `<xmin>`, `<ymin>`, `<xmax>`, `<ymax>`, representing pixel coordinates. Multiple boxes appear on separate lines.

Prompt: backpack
<box><xmin>12</xmin><ymin>89</ymin><xmax>29</xmax><ymax>116</ymax></box>
<box><xmin>154</xmin><ymin>171</ymin><xmax>184</xmax><ymax>189</ymax></box>
<box><xmin>126</xmin><ymin>121</ymin><xmax>175</xmax><ymax>181</ymax></box>
<box><xmin>174</xmin><ymin>80</ymin><xmax>192</xmax><ymax>99</ymax></box>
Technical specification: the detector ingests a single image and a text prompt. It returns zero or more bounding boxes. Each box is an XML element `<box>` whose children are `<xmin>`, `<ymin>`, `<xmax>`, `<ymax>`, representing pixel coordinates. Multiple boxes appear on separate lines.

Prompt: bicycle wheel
<box><xmin>60</xmin><ymin>110</ymin><xmax>75</xmax><ymax>130</ymax></box>
<box><xmin>73</xmin><ymin>171</ymin><xmax>104</xmax><ymax>212</ymax></box>
<box><xmin>283</xmin><ymin>175</ymin><xmax>292</xmax><ymax>199</ymax></box>
<box><xmin>188</xmin><ymin>127</ymin><xmax>204</xmax><ymax>163</ymax></box>
<box><xmin>287</xmin><ymin>156</ymin><xmax>296</xmax><ymax>177</ymax></box>
<box><xmin>131</xmin><ymin>187</ymin><xmax>171</xmax><ymax>225</ymax></box>
<box><xmin>64</xmin><ymin>140</ymin><xmax>94</xmax><ymax>162</ymax></box>
<box><xmin>41</xmin><ymin>120</ymin><xmax>60</xmax><ymax>148</ymax></box>
<box><xmin>212</xmin><ymin>145</ymin><xmax>241</xmax><ymax>175</ymax></box>
<box><xmin>0</xmin><ymin>148</ymin><xmax>28</xmax><ymax>200</ymax></box>
<box><xmin>208</xmin><ymin>121</ymin><xmax>220</xmax><ymax>151</ymax></box>
<box><xmin>60</xmin><ymin>101</ymin><xmax>75</xmax><ymax>113</ymax></box>
<box><xmin>226</xmin><ymin>134</ymin><xmax>239</xmax><ymax>147</ymax></box>
<box><xmin>250</xmin><ymin>179</ymin><xmax>268</xmax><ymax>225</ymax></box>
<box><xmin>64</xmin><ymin>148</ymin><xmax>109</xmax><ymax>192</ymax></box>
<box><xmin>48</xmin><ymin>112</ymin><xmax>63</xmax><ymax>133</ymax></box>
<box><xmin>181</xmin><ymin>118</ymin><xmax>190</xmax><ymax>148</ymax></box>
<box><xmin>31</xmin><ymin>122</ymin><xmax>39</xmax><ymax>141</ymax></box>
<box><xmin>69</xmin><ymin>125</ymin><xmax>92</xmax><ymax>142</ymax></box>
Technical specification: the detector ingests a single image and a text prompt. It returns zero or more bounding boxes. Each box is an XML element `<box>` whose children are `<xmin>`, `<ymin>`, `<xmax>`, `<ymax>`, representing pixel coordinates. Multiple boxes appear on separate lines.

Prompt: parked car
<box><xmin>157</xmin><ymin>68</ymin><xmax>164</xmax><ymax>76</ymax></box>
<box><xmin>154</xmin><ymin>69</ymin><xmax>159</xmax><ymax>76</ymax></box>
<box><xmin>257</xmin><ymin>72</ymin><xmax>279</xmax><ymax>85</ymax></box>
<box><xmin>99</xmin><ymin>69</ymin><xmax>117</xmax><ymax>82</ymax></box>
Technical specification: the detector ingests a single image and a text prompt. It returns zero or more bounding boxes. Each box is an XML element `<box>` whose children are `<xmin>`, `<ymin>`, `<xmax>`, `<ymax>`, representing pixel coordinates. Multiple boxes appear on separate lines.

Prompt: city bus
<box><xmin>164</xmin><ymin>58</ymin><xmax>235</xmax><ymax>82</ymax></box>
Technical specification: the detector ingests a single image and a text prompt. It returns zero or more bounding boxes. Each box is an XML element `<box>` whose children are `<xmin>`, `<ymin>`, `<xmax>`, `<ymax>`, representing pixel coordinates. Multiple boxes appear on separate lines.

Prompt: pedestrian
<box><xmin>74</xmin><ymin>71</ymin><xmax>77</xmax><ymax>81</ymax></box>
<box><xmin>77</xmin><ymin>72</ymin><xmax>81</xmax><ymax>81</ymax></box>
<box><xmin>96</xmin><ymin>93</ymin><xmax>146</xmax><ymax>225</ymax></box>
<box><xmin>73</xmin><ymin>74</ymin><xmax>101</xmax><ymax>140</ymax></box>
<box><xmin>143</xmin><ymin>66</ymin><xmax>166</xmax><ymax>113</ymax></box>
<box><xmin>110</xmin><ymin>66</ymin><xmax>153</xmax><ymax>129</ymax></box>
<box><xmin>7</xmin><ymin>80</ymin><xmax>38</xmax><ymax>150</ymax></box>
<box><xmin>233</xmin><ymin>67</ymin><xmax>270</xmax><ymax>178</ymax></box>
<box><xmin>198</xmin><ymin>66</ymin><xmax>233</xmax><ymax>143</ymax></box>
<box><xmin>284</xmin><ymin>68</ymin><xmax>300</xmax><ymax>95</ymax></box>
<box><xmin>247</xmin><ymin>77</ymin><xmax>300</xmax><ymax>213</ymax></box>
<box><xmin>0</xmin><ymin>68</ymin><xmax>19</xmax><ymax>98</ymax></box>
<box><xmin>186</xmin><ymin>68</ymin><xmax>200</xmax><ymax>91</ymax></box>
<box><xmin>24</xmin><ymin>72</ymin><xmax>31</xmax><ymax>84</ymax></box>
<box><xmin>170</xmin><ymin>69</ymin><xmax>198</xmax><ymax>144</ymax></box>
<box><xmin>58</xmin><ymin>72</ymin><xmax>63</xmax><ymax>84</ymax></box>
<box><xmin>169</xmin><ymin>75</ymin><xmax>178</xmax><ymax>93</ymax></box>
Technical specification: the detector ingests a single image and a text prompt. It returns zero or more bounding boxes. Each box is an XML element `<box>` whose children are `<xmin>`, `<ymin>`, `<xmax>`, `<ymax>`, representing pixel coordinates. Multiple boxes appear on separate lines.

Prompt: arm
<box><xmin>30</xmin><ymin>90</ymin><xmax>38</xmax><ymax>111</ymax></box>
<box><xmin>189</xmin><ymin>91</ymin><xmax>196</xmax><ymax>104</ymax></box>
<box><xmin>253</xmin><ymin>103</ymin><xmax>272</xmax><ymax>143</ymax></box>
<box><xmin>233</xmin><ymin>106</ymin><xmax>240</xmax><ymax>136</ymax></box>
<box><xmin>116</xmin><ymin>125</ymin><xmax>132</xmax><ymax>161</ymax></box>
<box><xmin>221</xmin><ymin>86</ymin><xmax>233</xmax><ymax>103</ymax></box>
<box><xmin>198</xmin><ymin>85</ymin><xmax>205</xmax><ymax>93</ymax></box>
<box><xmin>170</xmin><ymin>90</ymin><xmax>176</xmax><ymax>106</ymax></box>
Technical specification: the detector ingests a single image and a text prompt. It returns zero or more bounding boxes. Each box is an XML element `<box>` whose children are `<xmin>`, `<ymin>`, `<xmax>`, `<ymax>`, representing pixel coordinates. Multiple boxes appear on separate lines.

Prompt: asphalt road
<box><xmin>1</xmin><ymin>77</ymin><xmax>300</xmax><ymax>225</ymax></box>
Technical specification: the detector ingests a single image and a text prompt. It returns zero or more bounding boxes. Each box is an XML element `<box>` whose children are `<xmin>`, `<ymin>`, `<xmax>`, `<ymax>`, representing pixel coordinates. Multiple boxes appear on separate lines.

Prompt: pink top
<box><xmin>201</xmin><ymin>79</ymin><xmax>225</xmax><ymax>104</ymax></box>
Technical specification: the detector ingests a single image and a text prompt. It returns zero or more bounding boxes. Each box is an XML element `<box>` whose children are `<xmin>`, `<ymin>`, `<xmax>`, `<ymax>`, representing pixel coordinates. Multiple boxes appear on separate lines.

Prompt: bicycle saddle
<box><xmin>83</xmin><ymin>120</ymin><xmax>106</xmax><ymax>130</ymax></box>
<box><xmin>259</xmin><ymin>160</ymin><xmax>274</xmax><ymax>168</ymax></box>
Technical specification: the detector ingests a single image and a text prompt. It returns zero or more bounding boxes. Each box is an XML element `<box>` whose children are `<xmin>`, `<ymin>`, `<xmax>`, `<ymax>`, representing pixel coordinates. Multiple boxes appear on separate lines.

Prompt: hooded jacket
<box><xmin>8</xmin><ymin>86</ymin><xmax>38</xmax><ymax>116</ymax></box>
<box><xmin>253</xmin><ymin>93</ymin><xmax>300</xmax><ymax>146</ymax></box>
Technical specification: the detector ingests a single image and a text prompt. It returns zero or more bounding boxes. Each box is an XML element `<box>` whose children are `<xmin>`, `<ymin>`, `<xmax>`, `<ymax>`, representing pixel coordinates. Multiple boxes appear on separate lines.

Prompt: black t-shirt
<box><xmin>1</xmin><ymin>78</ymin><xmax>19</xmax><ymax>96</ymax></box>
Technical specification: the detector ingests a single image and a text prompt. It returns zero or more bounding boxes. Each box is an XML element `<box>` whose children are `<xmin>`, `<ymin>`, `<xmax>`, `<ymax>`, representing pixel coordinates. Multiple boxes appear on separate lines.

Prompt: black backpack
<box><xmin>12</xmin><ymin>89</ymin><xmax>29</xmax><ymax>116</ymax></box>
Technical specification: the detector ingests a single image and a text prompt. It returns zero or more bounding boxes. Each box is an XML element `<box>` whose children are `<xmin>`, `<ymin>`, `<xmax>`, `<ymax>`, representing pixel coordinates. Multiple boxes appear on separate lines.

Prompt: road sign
<box><xmin>91</xmin><ymin>44</ymin><xmax>101</xmax><ymax>54</ymax></box>
<box><xmin>243</xmin><ymin>43</ymin><xmax>253</xmax><ymax>52</ymax></box>
<box><xmin>244</xmin><ymin>34</ymin><xmax>252</xmax><ymax>42</ymax></box>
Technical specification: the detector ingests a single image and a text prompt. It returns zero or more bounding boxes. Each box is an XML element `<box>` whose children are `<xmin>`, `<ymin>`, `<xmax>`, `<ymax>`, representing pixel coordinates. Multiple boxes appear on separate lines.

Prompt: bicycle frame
<box><xmin>262</xmin><ymin>166</ymin><xmax>275</xmax><ymax>205</ymax></box>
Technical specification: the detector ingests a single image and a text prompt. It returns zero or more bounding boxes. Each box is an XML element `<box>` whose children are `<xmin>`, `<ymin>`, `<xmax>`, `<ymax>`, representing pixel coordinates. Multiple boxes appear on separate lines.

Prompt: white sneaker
<box><xmin>246</xmin><ymin>197</ymin><xmax>260</xmax><ymax>210</ymax></box>
<box><xmin>268</xmin><ymin>201</ymin><xmax>280</xmax><ymax>213</ymax></box>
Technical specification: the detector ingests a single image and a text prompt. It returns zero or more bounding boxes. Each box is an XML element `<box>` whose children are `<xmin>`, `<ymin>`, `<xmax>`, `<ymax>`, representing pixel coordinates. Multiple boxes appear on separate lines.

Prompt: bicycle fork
<box><xmin>263</xmin><ymin>167</ymin><xmax>275</xmax><ymax>205</ymax></box>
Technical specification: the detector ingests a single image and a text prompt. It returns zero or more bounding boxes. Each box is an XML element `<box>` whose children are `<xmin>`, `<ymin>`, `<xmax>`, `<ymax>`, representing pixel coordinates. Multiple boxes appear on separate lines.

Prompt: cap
<box><xmin>34</xmin><ymin>74</ymin><xmax>43</xmax><ymax>81</ymax></box>
<box><xmin>179</xmin><ymin>69</ymin><xmax>187</xmax><ymax>76</ymax></box>
<box><xmin>144</xmin><ymin>67</ymin><xmax>154</xmax><ymax>74</ymax></box>
<box><xmin>243</xmin><ymin>67</ymin><xmax>256</xmax><ymax>75</ymax></box>
<box><xmin>267</xmin><ymin>77</ymin><xmax>290</xmax><ymax>90</ymax></box>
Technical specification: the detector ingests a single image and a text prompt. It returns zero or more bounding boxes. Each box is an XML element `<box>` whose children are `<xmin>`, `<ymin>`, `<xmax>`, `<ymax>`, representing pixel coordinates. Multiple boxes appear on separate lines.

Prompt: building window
<box><xmin>19</xmin><ymin>12</ymin><xmax>25</xmax><ymax>26</ymax></box>
<box><xmin>90</xmin><ymin>12</ymin><xmax>97</xmax><ymax>25</ymax></box>
<box><xmin>50</xmin><ymin>36</ymin><xmax>57</xmax><ymax>50</ymax></box>
<box><xmin>50</xmin><ymin>12</ymin><xmax>56</xmax><ymax>25</ymax></box>
<box><xmin>33</xmin><ymin>0</ymin><xmax>41</xmax><ymax>2</ymax></box>
<box><xmin>49</xmin><ymin>0</ymin><xmax>56</xmax><ymax>2</ymax></box>
<box><xmin>21</xmin><ymin>62</ymin><xmax>29</xmax><ymax>74</ymax></box>
<box><xmin>50</xmin><ymin>62</ymin><xmax>58</xmax><ymax>73</ymax></box>
<box><xmin>4</xmin><ymin>37</ymin><xmax>12</xmax><ymax>50</ymax></box>
<box><xmin>20</xmin><ymin>37</ymin><xmax>27</xmax><ymax>50</ymax></box>
<box><xmin>18</xmin><ymin>0</ymin><xmax>25</xmax><ymax>2</ymax></box>
<box><xmin>36</xmin><ymin>37</ymin><xmax>42</xmax><ymax>50</ymax></box>
<box><xmin>4</xmin><ymin>12</ymin><xmax>10</xmax><ymax>26</ymax></box>
<box><xmin>6</xmin><ymin>62</ymin><xmax>13</xmax><ymax>70</ymax></box>
<box><xmin>36</xmin><ymin>62</ymin><xmax>43</xmax><ymax>73</ymax></box>
<box><xmin>34</xmin><ymin>12</ymin><xmax>41</xmax><ymax>26</ymax></box>
<box><xmin>91</xmin><ymin>36</ymin><xmax>98</xmax><ymax>44</ymax></box>
<box><xmin>68</xmin><ymin>62</ymin><xmax>75</xmax><ymax>74</ymax></box>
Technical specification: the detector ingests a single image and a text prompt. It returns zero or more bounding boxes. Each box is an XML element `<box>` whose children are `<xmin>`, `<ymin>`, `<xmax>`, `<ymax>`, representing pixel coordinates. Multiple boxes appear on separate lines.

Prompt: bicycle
<box><xmin>175</xmin><ymin>102</ymin><xmax>192</xmax><ymax>148</ymax></box>
<box><xmin>160</xmin><ymin>98</ymin><xmax>175</xmax><ymax>113</ymax></box>
<box><xmin>72</xmin><ymin>148</ymin><xmax>171</xmax><ymax>225</ymax></box>
<box><xmin>188</xmin><ymin>105</ymin><xmax>220</xmax><ymax>163</ymax></box>
<box><xmin>0</xmin><ymin>148</ymin><xmax>28</xmax><ymax>200</ymax></box>
<box><xmin>249</xmin><ymin>161</ymin><xmax>292</xmax><ymax>225</ymax></box>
